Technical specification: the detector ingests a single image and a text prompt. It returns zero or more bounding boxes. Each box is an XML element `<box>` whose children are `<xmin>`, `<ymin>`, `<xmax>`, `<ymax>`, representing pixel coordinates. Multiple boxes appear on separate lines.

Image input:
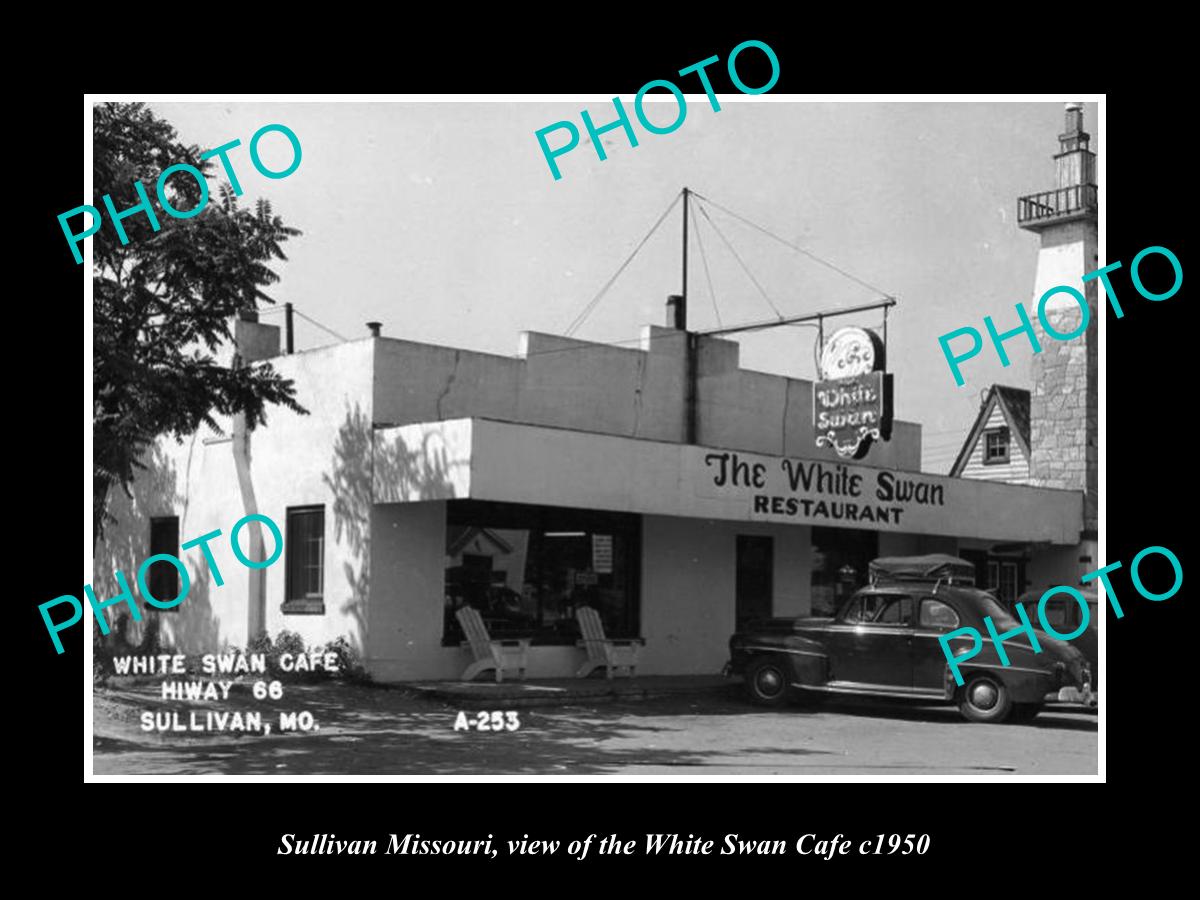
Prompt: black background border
<box><xmin>21</xmin><ymin>29</ymin><xmax>1188</xmax><ymax>876</ymax></box>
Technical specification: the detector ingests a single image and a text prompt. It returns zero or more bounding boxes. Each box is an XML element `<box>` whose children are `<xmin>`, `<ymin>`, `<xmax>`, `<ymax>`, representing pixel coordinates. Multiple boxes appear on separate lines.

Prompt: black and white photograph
<box><xmin>78</xmin><ymin>92</ymin><xmax>1109</xmax><ymax>779</ymax></box>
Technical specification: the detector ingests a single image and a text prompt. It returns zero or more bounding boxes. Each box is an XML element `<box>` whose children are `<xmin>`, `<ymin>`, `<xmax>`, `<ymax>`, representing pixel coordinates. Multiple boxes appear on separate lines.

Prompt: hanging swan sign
<box><xmin>814</xmin><ymin>327</ymin><xmax>892</xmax><ymax>459</ymax></box>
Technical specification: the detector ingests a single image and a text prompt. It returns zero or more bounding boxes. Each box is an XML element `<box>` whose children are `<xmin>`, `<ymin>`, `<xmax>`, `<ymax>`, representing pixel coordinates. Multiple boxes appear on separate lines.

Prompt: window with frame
<box><xmin>1040</xmin><ymin>600</ymin><xmax>1072</xmax><ymax>630</ymax></box>
<box><xmin>443</xmin><ymin>500</ymin><xmax>639</xmax><ymax>646</ymax></box>
<box><xmin>839</xmin><ymin>594</ymin><xmax>911</xmax><ymax>625</ymax></box>
<box><xmin>919</xmin><ymin>598</ymin><xmax>960</xmax><ymax>630</ymax></box>
<box><xmin>997</xmin><ymin>562</ymin><xmax>1019</xmax><ymax>607</ymax></box>
<box><xmin>873</xmin><ymin>596</ymin><xmax>913</xmax><ymax>626</ymax></box>
<box><xmin>838</xmin><ymin>595</ymin><xmax>869</xmax><ymax>623</ymax></box>
<box><xmin>283</xmin><ymin>506</ymin><xmax>325</xmax><ymax>614</ymax></box>
<box><xmin>983</xmin><ymin>427</ymin><xmax>1010</xmax><ymax>464</ymax></box>
<box><xmin>146</xmin><ymin>517</ymin><xmax>180</xmax><ymax>610</ymax></box>
<box><xmin>984</xmin><ymin>559</ymin><xmax>1020</xmax><ymax>606</ymax></box>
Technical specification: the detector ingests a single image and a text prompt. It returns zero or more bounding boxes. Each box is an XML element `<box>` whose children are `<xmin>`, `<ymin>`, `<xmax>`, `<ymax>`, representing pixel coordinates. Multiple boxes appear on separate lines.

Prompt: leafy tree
<box><xmin>91</xmin><ymin>102</ymin><xmax>307</xmax><ymax>542</ymax></box>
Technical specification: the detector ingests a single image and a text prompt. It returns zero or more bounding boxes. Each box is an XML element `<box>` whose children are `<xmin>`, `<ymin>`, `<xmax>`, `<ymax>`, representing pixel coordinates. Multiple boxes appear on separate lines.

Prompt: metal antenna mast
<box><xmin>681</xmin><ymin>186</ymin><xmax>689</xmax><ymax>328</ymax></box>
<box><xmin>682</xmin><ymin>188</ymin><xmax>698</xmax><ymax>444</ymax></box>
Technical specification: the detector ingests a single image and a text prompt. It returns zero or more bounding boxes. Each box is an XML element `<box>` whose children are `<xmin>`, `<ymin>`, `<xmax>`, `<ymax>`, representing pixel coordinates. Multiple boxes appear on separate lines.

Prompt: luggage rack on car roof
<box><xmin>870</xmin><ymin>573</ymin><xmax>976</xmax><ymax>594</ymax></box>
<box><xmin>867</xmin><ymin>554</ymin><xmax>977</xmax><ymax>591</ymax></box>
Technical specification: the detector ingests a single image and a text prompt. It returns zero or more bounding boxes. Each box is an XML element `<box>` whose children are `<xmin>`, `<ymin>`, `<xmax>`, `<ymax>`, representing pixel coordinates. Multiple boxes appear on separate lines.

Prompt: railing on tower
<box><xmin>1017</xmin><ymin>183</ymin><xmax>1097</xmax><ymax>226</ymax></box>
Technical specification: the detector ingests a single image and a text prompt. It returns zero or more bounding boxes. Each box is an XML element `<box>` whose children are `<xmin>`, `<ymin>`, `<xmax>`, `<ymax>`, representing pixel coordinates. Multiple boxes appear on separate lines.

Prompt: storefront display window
<box><xmin>443</xmin><ymin>500</ymin><xmax>639</xmax><ymax>646</ymax></box>
<box><xmin>810</xmin><ymin>527</ymin><xmax>878</xmax><ymax>616</ymax></box>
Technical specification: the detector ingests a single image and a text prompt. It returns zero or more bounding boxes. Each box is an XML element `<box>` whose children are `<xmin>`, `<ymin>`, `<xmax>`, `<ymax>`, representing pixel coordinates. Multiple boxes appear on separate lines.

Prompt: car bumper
<box><xmin>1053</xmin><ymin>685</ymin><xmax>1097</xmax><ymax>707</ymax></box>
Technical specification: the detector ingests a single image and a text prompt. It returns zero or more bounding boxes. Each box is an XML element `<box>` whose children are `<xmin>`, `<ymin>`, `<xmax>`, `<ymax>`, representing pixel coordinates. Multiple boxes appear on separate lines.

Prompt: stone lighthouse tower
<box><xmin>1019</xmin><ymin>102</ymin><xmax>1098</xmax><ymax>544</ymax></box>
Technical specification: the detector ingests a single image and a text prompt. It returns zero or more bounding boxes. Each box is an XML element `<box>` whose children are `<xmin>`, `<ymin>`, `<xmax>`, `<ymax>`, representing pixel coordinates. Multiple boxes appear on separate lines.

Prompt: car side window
<box><xmin>838</xmin><ymin>597</ymin><xmax>864</xmax><ymax>623</ymax></box>
<box><xmin>918</xmin><ymin>598</ymin><xmax>959</xmax><ymax>630</ymax></box>
<box><xmin>873</xmin><ymin>597</ymin><xmax>913</xmax><ymax>626</ymax></box>
<box><xmin>839</xmin><ymin>596</ymin><xmax>884</xmax><ymax>623</ymax></box>
<box><xmin>1041</xmin><ymin>601</ymin><xmax>1071</xmax><ymax>629</ymax></box>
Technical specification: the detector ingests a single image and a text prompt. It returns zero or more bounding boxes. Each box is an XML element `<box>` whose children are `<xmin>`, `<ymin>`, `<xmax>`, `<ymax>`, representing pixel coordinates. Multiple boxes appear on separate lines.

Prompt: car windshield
<box><xmin>974</xmin><ymin>592</ymin><xmax>1021</xmax><ymax>630</ymax></box>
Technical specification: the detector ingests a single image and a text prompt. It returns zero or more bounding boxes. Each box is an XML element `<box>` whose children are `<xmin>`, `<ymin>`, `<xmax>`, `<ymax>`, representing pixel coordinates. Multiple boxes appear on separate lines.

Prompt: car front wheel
<box><xmin>958</xmin><ymin>674</ymin><xmax>1013</xmax><ymax>723</ymax></box>
<box><xmin>745</xmin><ymin>656</ymin><xmax>793</xmax><ymax>707</ymax></box>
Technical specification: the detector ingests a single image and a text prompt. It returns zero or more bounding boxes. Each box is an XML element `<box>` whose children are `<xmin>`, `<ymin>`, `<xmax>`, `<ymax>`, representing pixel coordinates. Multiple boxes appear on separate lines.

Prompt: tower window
<box><xmin>984</xmin><ymin>427</ymin><xmax>1010</xmax><ymax>464</ymax></box>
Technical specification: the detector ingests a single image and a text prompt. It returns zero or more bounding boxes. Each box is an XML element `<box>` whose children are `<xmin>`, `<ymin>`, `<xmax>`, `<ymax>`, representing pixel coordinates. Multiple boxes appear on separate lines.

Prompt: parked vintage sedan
<box><xmin>726</xmin><ymin>555</ymin><xmax>1094</xmax><ymax>723</ymax></box>
<box><xmin>1008</xmin><ymin>587</ymin><xmax>1098</xmax><ymax>691</ymax></box>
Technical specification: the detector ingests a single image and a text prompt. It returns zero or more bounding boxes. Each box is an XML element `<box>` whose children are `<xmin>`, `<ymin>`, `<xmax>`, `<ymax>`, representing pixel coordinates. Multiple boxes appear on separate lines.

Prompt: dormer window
<box><xmin>984</xmin><ymin>427</ymin><xmax>1010</xmax><ymax>464</ymax></box>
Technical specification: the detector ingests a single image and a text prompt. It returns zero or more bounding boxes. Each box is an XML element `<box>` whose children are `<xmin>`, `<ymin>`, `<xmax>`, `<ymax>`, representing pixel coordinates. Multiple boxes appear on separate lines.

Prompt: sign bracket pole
<box><xmin>817</xmin><ymin>315</ymin><xmax>824</xmax><ymax>375</ymax></box>
<box><xmin>699</xmin><ymin>298</ymin><xmax>897</xmax><ymax>340</ymax></box>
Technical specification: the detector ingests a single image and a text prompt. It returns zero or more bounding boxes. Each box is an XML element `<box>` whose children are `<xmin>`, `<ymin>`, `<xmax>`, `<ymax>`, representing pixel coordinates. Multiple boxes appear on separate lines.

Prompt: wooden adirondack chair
<box><xmin>575</xmin><ymin>606</ymin><xmax>644</xmax><ymax>678</ymax></box>
<box><xmin>456</xmin><ymin>606</ymin><xmax>531</xmax><ymax>683</ymax></box>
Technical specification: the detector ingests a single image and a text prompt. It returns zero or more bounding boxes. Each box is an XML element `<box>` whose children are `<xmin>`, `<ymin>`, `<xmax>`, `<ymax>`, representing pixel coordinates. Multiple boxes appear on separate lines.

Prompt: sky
<box><xmin>149</xmin><ymin>98</ymin><xmax>1099</xmax><ymax>474</ymax></box>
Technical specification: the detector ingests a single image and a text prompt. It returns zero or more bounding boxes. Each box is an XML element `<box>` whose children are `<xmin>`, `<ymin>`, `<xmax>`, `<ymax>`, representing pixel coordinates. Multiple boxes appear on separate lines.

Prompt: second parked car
<box><xmin>1006</xmin><ymin>586</ymin><xmax>1098</xmax><ymax>691</ymax></box>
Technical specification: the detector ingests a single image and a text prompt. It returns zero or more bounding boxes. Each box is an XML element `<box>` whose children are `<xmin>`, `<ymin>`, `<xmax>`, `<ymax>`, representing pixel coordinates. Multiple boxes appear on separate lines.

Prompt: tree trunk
<box><xmin>93</xmin><ymin>471</ymin><xmax>111</xmax><ymax>551</ymax></box>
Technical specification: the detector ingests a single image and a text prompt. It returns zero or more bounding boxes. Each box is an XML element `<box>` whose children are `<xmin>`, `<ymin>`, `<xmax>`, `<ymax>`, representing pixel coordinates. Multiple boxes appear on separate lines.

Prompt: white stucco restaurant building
<box><xmin>93</xmin><ymin>104</ymin><xmax>1101</xmax><ymax>683</ymax></box>
<box><xmin>95</xmin><ymin>308</ymin><xmax>1088</xmax><ymax>682</ymax></box>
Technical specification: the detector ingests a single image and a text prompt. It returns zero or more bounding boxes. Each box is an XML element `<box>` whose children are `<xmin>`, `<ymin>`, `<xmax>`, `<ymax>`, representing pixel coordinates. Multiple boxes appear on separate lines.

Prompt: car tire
<box><xmin>1008</xmin><ymin>703</ymin><xmax>1043</xmax><ymax>724</ymax></box>
<box><xmin>957</xmin><ymin>674</ymin><xmax>1013</xmax><ymax>723</ymax></box>
<box><xmin>744</xmin><ymin>656</ymin><xmax>793</xmax><ymax>707</ymax></box>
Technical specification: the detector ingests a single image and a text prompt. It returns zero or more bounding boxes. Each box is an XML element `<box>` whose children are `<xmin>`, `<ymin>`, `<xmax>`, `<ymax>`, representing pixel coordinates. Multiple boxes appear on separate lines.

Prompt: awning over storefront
<box><xmin>373</xmin><ymin>418</ymin><xmax>1084</xmax><ymax>545</ymax></box>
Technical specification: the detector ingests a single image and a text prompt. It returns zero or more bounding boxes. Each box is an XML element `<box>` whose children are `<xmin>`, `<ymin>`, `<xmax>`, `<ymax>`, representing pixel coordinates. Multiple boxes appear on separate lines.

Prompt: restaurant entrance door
<box><xmin>736</xmin><ymin>535</ymin><xmax>774</xmax><ymax>628</ymax></box>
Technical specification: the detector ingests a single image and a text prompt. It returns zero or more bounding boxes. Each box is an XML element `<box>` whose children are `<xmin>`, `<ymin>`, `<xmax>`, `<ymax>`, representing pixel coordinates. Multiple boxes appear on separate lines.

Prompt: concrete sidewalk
<box><xmin>409</xmin><ymin>675</ymin><xmax>737</xmax><ymax>706</ymax></box>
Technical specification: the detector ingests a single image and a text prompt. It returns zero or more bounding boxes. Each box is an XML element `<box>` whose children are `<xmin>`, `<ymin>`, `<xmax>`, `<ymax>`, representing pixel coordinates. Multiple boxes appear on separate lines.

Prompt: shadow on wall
<box><xmin>323</xmin><ymin>404</ymin><xmax>457</xmax><ymax>654</ymax></box>
<box><xmin>95</xmin><ymin>442</ymin><xmax>224</xmax><ymax>657</ymax></box>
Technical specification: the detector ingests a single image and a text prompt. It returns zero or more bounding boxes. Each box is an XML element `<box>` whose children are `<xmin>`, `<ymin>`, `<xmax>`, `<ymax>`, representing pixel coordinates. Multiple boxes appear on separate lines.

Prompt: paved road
<box><xmin>93</xmin><ymin>682</ymin><xmax>1097</xmax><ymax>776</ymax></box>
